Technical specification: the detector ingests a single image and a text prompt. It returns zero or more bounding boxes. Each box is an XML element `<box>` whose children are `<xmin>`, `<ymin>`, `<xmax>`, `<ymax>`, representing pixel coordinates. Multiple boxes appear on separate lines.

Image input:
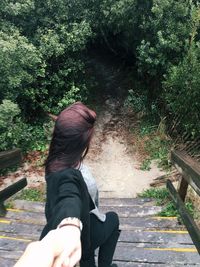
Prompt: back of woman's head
<box><xmin>45</xmin><ymin>102</ymin><xmax>96</xmax><ymax>174</ymax></box>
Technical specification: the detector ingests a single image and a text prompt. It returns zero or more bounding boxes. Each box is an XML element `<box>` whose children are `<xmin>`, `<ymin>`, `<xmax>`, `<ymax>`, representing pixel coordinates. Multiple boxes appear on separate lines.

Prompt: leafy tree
<box><xmin>163</xmin><ymin>4</ymin><xmax>200</xmax><ymax>136</ymax></box>
<box><xmin>0</xmin><ymin>0</ymin><xmax>93</xmax><ymax>116</ymax></box>
<box><xmin>136</xmin><ymin>0</ymin><xmax>194</xmax><ymax>104</ymax></box>
<box><xmin>0</xmin><ymin>29</ymin><xmax>45</xmax><ymax>108</ymax></box>
<box><xmin>164</xmin><ymin>43</ymin><xmax>200</xmax><ymax>137</ymax></box>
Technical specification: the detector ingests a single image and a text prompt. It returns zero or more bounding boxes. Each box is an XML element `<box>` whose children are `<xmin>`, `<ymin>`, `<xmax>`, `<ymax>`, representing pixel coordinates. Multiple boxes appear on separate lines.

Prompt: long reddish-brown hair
<box><xmin>45</xmin><ymin>102</ymin><xmax>96</xmax><ymax>174</ymax></box>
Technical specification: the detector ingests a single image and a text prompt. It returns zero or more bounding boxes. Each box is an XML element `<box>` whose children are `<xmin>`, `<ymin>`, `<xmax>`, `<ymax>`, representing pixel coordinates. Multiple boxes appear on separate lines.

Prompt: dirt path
<box><xmin>84</xmin><ymin>98</ymin><xmax>165</xmax><ymax>198</ymax></box>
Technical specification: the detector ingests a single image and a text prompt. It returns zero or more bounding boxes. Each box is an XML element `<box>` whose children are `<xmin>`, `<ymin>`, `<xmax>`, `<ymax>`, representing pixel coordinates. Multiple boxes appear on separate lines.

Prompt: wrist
<box><xmin>50</xmin><ymin>226</ymin><xmax>81</xmax><ymax>257</ymax></box>
<box><xmin>57</xmin><ymin>217</ymin><xmax>83</xmax><ymax>231</ymax></box>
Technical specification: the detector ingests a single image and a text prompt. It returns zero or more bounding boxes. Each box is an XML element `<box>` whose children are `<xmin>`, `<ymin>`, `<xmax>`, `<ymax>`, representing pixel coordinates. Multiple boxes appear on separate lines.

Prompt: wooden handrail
<box><xmin>167</xmin><ymin>179</ymin><xmax>200</xmax><ymax>254</ymax></box>
<box><xmin>0</xmin><ymin>177</ymin><xmax>27</xmax><ymax>203</ymax></box>
<box><xmin>0</xmin><ymin>148</ymin><xmax>27</xmax><ymax>216</ymax></box>
<box><xmin>167</xmin><ymin>149</ymin><xmax>200</xmax><ymax>255</ymax></box>
<box><xmin>171</xmin><ymin>150</ymin><xmax>200</xmax><ymax>199</ymax></box>
<box><xmin>0</xmin><ymin>149</ymin><xmax>22</xmax><ymax>169</ymax></box>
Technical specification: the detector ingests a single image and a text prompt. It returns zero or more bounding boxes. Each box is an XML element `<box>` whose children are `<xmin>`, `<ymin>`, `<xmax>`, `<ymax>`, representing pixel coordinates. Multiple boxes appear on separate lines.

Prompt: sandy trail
<box><xmin>85</xmin><ymin>99</ymin><xmax>165</xmax><ymax>198</ymax></box>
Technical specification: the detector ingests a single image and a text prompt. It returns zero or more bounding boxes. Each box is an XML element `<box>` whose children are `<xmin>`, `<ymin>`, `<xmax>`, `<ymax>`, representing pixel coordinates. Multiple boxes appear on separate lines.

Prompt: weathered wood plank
<box><xmin>114</xmin><ymin>244</ymin><xmax>200</xmax><ymax>264</ymax></box>
<box><xmin>0</xmin><ymin>250</ymin><xmax>23</xmax><ymax>260</ymax></box>
<box><xmin>0</xmin><ymin>258</ymin><xmax>196</xmax><ymax>267</ymax></box>
<box><xmin>12</xmin><ymin>198</ymin><xmax>158</xmax><ymax>215</ymax></box>
<box><xmin>7</xmin><ymin>206</ymin><xmax>162</xmax><ymax>220</ymax></box>
<box><xmin>119</xmin><ymin>230</ymin><xmax>193</xmax><ymax>245</ymax></box>
<box><xmin>119</xmin><ymin>216</ymin><xmax>181</xmax><ymax>230</ymax></box>
<box><xmin>101</xmin><ymin>205</ymin><xmax>162</xmax><ymax>217</ymax></box>
<box><xmin>0</xmin><ymin>229</ymin><xmax>192</xmax><ymax>248</ymax></box>
<box><xmin>11</xmin><ymin>201</ymin><xmax>161</xmax><ymax>218</ymax></box>
<box><xmin>0</xmin><ymin>149</ymin><xmax>22</xmax><ymax>169</ymax></box>
<box><xmin>171</xmin><ymin>150</ymin><xmax>200</xmax><ymax>196</ymax></box>
<box><xmin>0</xmin><ymin>257</ymin><xmax>17</xmax><ymax>267</ymax></box>
<box><xmin>167</xmin><ymin>179</ymin><xmax>200</xmax><ymax>254</ymax></box>
<box><xmin>3</xmin><ymin>209</ymin><xmax>46</xmax><ymax>225</ymax></box>
<box><xmin>13</xmin><ymin>200</ymin><xmax>45</xmax><ymax>213</ymax></box>
<box><xmin>0</xmin><ymin>221</ymin><xmax>191</xmax><ymax>245</ymax></box>
<box><xmin>99</xmin><ymin>198</ymin><xmax>154</xmax><ymax>207</ymax></box>
<box><xmin>113</xmin><ymin>261</ymin><xmax>199</xmax><ymax>267</ymax></box>
<box><xmin>0</xmin><ymin>222</ymin><xmax>43</xmax><ymax>240</ymax></box>
<box><xmin>0</xmin><ymin>241</ymin><xmax>198</xmax><ymax>265</ymax></box>
<box><xmin>0</xmin><ymin>238</ymin><xmax>28</xmax><ymax>253</ymax></box>
<box><xmin>3</xmin><ymin>209</ymin><xmax>181</xmax><ymax>230</ymax></box>
<box><xmin>116</xmin><ymin>241</ymin><xmax>195</xmax><ymax>250</ymax></box>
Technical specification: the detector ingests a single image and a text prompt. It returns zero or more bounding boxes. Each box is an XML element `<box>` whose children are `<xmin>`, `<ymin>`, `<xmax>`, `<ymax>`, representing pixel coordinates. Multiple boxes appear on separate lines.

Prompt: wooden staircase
<box><xmin>0</xmin><ymin>197</ymin><xmax>199</xmax><ymax>266</ymax></box>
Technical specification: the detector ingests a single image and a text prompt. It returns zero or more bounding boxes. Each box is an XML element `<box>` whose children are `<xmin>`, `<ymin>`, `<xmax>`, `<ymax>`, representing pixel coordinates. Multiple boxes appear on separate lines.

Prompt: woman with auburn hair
<box><xmin>39</xmin><ymin>102</ymin><xmax>120</xmax><ymax>267</ymax></box>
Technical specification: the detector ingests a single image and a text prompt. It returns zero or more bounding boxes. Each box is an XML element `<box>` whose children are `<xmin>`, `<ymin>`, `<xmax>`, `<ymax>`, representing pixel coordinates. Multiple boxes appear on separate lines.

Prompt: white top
<box><xmin>79</xmin><ymin>164</ymin><xmax>106</xmax><ymax>222</ymax></box>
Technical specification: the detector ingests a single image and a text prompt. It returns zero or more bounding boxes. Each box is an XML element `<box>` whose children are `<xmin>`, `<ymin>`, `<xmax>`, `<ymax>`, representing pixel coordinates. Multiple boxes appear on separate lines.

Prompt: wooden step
<box><xmin>11</xmin><ymin>199</ymin><xmax>162</xmax><ymax>218</ymax></box>
<box><xmin>0</xmin><ymin>198</ymin><xmax>199</xmax><ymax>266</ymax></box>
<box><xmin>11</xmin><ymin>197</ymin><xmax>156</xmax><ymax>211</ymax></box>
<box><xmin>113</xmin><ymin>261</ymin><xmax>199</xmax><ymax>267</ymax></box>
<box><xmin>114</xmin><ymin>244</ymin><xmax>199</xmax><ymax>264</ymax></box>
<box><xmin>2</xmin><ymin>208</ymin><xmax>181</xmax><ymax>231</ymax></box>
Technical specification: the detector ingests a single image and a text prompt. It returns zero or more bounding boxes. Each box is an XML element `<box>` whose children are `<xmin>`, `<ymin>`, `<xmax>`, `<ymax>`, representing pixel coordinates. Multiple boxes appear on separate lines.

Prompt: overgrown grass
<box><xmin>139</xmin><ymin>187</ymin><xmax>195</xmax><ymax>217</ymax></box>
<box><xmin>5</xmin><ymin>201</ymin><xmax>14</xmax><ymax>209</ymax></box>
<box><xmin>0</xmin><ymin>164</ymin><xmax>20</xmax><ymax>176</ymax></box>
<box><xmin>139</xmin><ymin>187</ymin><xmax>170</xmax><ymax>206</ymax></box>
<box><xmin>159</xmin><ymin>201</ymin><xmax>178</xmax><ymax>217</ymax></box>
<box><xmin>138</xmin><ymin>118</ymin><xmax>172</xmax><ymax>171</ymax></box>
<box><xmin>17</xmin><ymin>188</ymin><xmax>45</xmax><ymax>202</ymax></box>
<box><xmin>140</xmin><ymin>158</ymin><xmax>151</xmax><ymax>171</ymax></box>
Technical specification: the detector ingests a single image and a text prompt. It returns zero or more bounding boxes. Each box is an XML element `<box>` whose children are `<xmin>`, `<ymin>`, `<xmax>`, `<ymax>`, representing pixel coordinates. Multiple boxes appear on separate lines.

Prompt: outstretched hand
<box><xmin>14</xmin><ymin>226</ymin><xmax>81</xmax><ymax>267</ymax></box>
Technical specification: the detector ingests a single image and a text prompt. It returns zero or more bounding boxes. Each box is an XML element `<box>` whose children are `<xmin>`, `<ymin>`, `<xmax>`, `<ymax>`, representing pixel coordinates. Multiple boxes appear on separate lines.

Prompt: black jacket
<box><xmin>40</xmin><ymin>168</ymin><xmax>94</xmax><ymax>257</ymax></box>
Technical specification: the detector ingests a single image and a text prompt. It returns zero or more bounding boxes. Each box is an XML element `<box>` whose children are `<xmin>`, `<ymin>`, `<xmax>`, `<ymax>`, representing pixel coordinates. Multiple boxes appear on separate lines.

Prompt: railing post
<box><xmin>178</xmin><ymin>176</ymin><xmax>188</xmax><ymax>202</ymax></box>
<box><xmin>0</xmin><ymin>202</ymin><xmax>7</xmax><ymax>217</ymax></box>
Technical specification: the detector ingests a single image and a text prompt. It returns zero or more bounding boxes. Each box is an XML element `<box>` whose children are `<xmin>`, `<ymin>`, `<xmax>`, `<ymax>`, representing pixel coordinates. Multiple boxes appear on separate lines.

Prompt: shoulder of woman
<box><xmin>46</xmin><ymin>168</ymin><xmax>83</xmax><ymax>184</ymax></box>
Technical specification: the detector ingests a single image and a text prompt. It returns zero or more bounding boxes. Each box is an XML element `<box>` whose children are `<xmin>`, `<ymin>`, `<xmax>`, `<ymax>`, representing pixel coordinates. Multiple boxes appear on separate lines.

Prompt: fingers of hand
<box><xmin>62</xmin><ymin>247</ymin><xmax>81</xmax><ymax>267</ymax></box>
<box><xmin>52</xmin><ymin>253</ymin><xmax>69</xmax><ymax>267</ymax></box>
<box><xmin>52</xmin><ymin>246</ymin><xmax>81</xmax><ymax>267</ymax></box>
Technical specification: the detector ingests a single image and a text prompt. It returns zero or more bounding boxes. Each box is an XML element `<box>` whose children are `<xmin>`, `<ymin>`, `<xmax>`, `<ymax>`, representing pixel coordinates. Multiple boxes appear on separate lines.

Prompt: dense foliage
<box><xmin>0</xmin><ymin>0</ymin><xmax>200</xmax><ymax>151</ymax></box>
<box><xmin>0</xmin><ymin>0</ymin><xmax>93</xmax><ymax>117</ymax></box>
<box><xmin>0</xmin><ymin>100</ymin><xmax>53</xmax><ymax>151</ymax></box>
<box><xmin>92</xmin><ymin>0</ymin><xmax>200</xmax><ymax>136</ymax></box>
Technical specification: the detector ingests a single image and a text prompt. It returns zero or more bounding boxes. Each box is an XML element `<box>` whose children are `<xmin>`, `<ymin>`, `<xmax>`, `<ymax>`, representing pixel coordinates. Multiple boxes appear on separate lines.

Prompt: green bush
<box><xmin>164</xmin><ymin>44</ymin><xmax>200</xmax><ymax>137</ymax></box>
<box><xmin>0</xmin><ymin>100</ymin><xmax>53</xmax><ymax>152</ymax></box>
<box><xmin>0</xmin><ymin>100</ymin><xmax>29</xmax><ymax>151</ymax></box>
<box><xmin>124</xmin><ymin>89</ymin><xmax>147</xmax><ymax>113</ymax></box>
